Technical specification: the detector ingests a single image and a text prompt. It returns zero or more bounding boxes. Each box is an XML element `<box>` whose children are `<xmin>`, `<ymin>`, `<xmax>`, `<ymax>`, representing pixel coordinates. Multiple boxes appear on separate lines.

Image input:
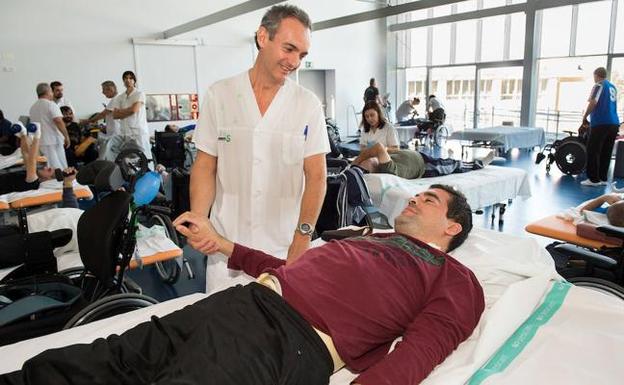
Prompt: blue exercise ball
<box><xmin>133</xmin><ymin>171</ymin><xmax>160</xmax><ymax>206</ymax></box>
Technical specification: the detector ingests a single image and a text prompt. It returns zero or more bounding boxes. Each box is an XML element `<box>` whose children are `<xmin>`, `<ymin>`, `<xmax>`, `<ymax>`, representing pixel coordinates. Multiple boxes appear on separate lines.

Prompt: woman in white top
<box><xmin>112</xmin><ymin>71</ymin><xmax>151</xmax><ymax>159</ymax></box>
<box><xmin>359</xmin><ymin>101</ymin><xmax>399</xmax><ymax>152</ymax></box>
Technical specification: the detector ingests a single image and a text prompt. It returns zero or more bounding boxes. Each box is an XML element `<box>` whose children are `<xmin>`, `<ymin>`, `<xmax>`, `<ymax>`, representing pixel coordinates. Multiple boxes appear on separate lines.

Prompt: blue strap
<box><xmin>467</xmin><ymin>281</ymin><xmax>572</xmax><ymax>385</ymax></box>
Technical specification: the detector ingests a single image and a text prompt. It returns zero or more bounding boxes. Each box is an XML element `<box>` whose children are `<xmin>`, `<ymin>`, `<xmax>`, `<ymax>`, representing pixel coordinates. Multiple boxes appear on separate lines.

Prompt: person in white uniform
<box><xmin>395</xmin><ymin>97</ymin><xmax>420</xmax><ymax>123</ymax></box>
<box><xmin>189</xmin><ymin>4</ymin><xmax>330</xmax><ymax>292</ymax></box>
<box><xmin>111</xmin><ymin>71</ymin><xmax>151</xmax><ymax>161</ymax></box>
<box><xmin>50</xmin><ymin>81</ymin><xmax>76</xmax><ymax>118</ymax></box>
<box><xmin>28</xmin><ymin>83</ymin><xmax>70</xmax><ymax>169</ymax></box>
<box><xmin>85</xmin><ymin>80</ymin><xmax>121</xmax><ymax>159</ymax></box>
<box><xmin>359</xmin><ymin>101</ymin><xmax>400</xmax><ymax>151</ymax></box>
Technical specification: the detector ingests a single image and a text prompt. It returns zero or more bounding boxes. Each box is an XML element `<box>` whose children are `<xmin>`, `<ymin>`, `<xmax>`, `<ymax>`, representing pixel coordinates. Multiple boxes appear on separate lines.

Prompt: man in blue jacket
<box><xmin>581</xmin><ymin>67</ymin><xmax>620</xmax><ymax>186</ymax></box>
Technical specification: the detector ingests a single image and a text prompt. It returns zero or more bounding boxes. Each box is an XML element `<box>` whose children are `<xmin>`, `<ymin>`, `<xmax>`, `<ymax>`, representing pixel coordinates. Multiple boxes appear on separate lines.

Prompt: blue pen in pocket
<box><xmin>303</xmin><ymin>125</ymin><xmax>308</xmax><ymax>141</ymax></box>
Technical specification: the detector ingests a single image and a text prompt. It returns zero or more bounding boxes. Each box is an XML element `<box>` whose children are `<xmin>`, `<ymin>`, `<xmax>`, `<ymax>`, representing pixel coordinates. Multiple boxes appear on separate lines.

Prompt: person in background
<box><xmin>84</xmin><ymin>81</ymin><xmax>121</xmax><ymax>159</ymax></box>
<box><xmin>427</xmin><ymin>94</ymin><xmax>446</xmax><ymax>122</ymax></box>
<box><xmin>112</xmin><ymin>71</ymin><xmax>152</xmax><ymax>160</ymax></box>
<box><xmin>395</xmin><ymin>97</ymin><xmax>420</xmax><ymax>123</ymax></box>
<box><xmin>29</xmin><ymin>83</ymin><xmax>69</xmax><ymax>169</ymax></box>
<box><xmin>357</xmin><ymin>101</ymin><xmax>399</xmax><ymax>153</ymax></box>
<box><xmin>50</xmin><ymin>81</ymin><xmax>76</xmax><ymax>117</ymax></box>
<box><xmin>0</xmin><ymin>110</ymin><xmax>18</xmax><ymax>156</ymax></box>
<box><xmin>363</xmin><ymin>77</ymin><xmax>382</xmax><ymax>106</ymax></box>
<box><xmin>580</xmin><ymin>67</ymin><xmax>620</xmax><ymax>187</ymax></box>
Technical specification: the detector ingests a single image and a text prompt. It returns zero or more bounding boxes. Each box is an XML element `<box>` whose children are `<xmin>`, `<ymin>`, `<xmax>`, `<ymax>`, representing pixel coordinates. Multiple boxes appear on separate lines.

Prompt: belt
<box><xmin>256</xmin><ymin>273</ymin><xmax>345</xmax><ymax>372</ymax></box>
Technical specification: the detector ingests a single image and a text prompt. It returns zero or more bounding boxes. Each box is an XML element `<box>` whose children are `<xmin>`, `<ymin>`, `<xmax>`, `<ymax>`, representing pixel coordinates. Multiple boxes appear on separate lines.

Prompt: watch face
<box><xmin>300</xmin><ymin>223</ymin><xmax>312</xmax><ymax>233</ymax></box>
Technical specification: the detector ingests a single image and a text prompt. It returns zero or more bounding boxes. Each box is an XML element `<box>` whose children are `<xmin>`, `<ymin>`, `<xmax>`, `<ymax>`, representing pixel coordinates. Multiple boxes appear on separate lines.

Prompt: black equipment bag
<box><xmin>317</xmin><ymin>166</ymin><xmax>391</xmax><ymax>234</ymax></box>
<box><xmin>171</xmin><ymin>167</ymin><xmax>191</xmax><ymax>219</ymax></box>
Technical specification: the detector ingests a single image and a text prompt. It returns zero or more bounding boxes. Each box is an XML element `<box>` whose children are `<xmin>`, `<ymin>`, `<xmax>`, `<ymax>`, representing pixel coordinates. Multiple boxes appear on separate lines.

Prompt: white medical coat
<box><xmin>194</xmin><ymin>71</ymin><xmax>329</xmax><ymax>291</ymax></box>
<box><xmin>118</xmin><ymin>89</ymin><xmax>151</xmax><ymax>158</ymax></box>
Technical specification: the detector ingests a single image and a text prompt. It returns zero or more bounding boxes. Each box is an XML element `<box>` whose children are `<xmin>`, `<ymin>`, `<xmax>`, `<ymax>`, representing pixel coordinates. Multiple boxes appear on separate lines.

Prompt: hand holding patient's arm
<box><xmin>173</xmin><ymin>211</ymin><xmax>233</xmax><ymax>256</ymax></box>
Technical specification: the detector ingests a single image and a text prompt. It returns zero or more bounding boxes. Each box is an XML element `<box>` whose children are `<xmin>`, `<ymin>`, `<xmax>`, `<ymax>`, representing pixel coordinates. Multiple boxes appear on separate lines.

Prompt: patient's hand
<box><xmin>173</xmin><ymin>211</ymin><xmax>233</xmax><ymax>256</ymax></box>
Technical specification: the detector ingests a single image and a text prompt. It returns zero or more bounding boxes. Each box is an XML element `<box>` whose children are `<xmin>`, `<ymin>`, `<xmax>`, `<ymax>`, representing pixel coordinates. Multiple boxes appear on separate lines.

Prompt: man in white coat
<box><xmin>29</xmin><ymin>83</ymin><xmax>70</xmax><ymax>169</ymax></box>
<box><xmin>189</xmin><ymin>4</ymin><xmax>329</xmax><ymax>292</ymax></box>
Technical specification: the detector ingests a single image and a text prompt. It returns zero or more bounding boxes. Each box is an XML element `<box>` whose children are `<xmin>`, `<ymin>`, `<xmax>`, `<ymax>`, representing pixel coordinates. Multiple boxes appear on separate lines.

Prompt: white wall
<box><xmin>0</xmin><ymin>0</ymin><xmax>387</xmax><ymax>136</ymax></box>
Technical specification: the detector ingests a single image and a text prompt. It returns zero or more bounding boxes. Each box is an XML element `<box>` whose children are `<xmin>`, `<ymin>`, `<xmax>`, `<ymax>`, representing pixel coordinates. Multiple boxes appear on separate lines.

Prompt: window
<box><xmin>408</xmin><ymin>80</ymin><xmax>424</xmax><ymax>96</ymax></box>
<box><xmin>480</xmin><ymin>79</ymin><xmax>493</xmax><ymax>95</ymax></box>
<box><xmin>482</xmin><ymin>0</ymin><xmax>507</xmax><ymax>9</ymax></box>
<box><xmin>432</xmin><ymin>24</ymin><xmax>452</xmax><ymax>65</ymax></box>
<box><xmin>481</xmin><ymin>15</ymin><xmax>506</xmax><ymax>62</ymax></box>
<box><xmin>409</xmin><ymin>27</ymin><xmax>428</xmax><ymax>67</ymax></box>
<box><xmin>616</xmin><ymin>0</ymin><xmax>624</xmax><ymax>53</ymax></box>
<box><xmin>456</xmin><ymin>19</ymin><xmax>477</xmax><ymax>64</ymax></box>
<box><xmin>457</xmin><ymin>0</ymin><xmax>477</xmax><ymax>13</ymax></box>
<box><xmin>576</xmin><ymin>1</ymin><xmax>611</xmax><ymax>55</ymax></box>
<box><xmin>540</xmin><ymin>6</ymin><xmax>572</xmax><ymax>58</ymax></box>
<box><xmin>500</xmin><ymin>79</ymin><xmax>522</xmax><ymax>100</ymax></box>
<box><xmin>509</xmin><ymin>13</ymin><xmax>526</xmax><ymax>60</ymax></box>
<box><xmin>430</xmin><ymin>65</ymin><xmax>476</xmax><ymax>129</ymax></box>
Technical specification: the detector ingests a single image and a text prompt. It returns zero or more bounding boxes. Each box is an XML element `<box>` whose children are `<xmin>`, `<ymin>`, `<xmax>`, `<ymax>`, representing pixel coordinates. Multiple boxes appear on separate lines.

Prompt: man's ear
<box><xmin>445</xmin><ymin>222</ymin><xmax>462</xmax><ymax>237</ymax></box>
<box><xmin>256</xmin><ymin>26</ymin><xmax>268</xmax><ymax>49</ymax></box>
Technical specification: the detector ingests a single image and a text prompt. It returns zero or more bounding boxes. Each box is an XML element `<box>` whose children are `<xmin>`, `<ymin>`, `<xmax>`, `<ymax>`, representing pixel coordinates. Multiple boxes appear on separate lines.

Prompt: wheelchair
<box><xmin>546</xmin><ymin>224</ymin><xmax>624</xmax><ymax>299</ymax></box>
<box><xmin>535</xmin><ymin>130</ymin><xmax>587</xmax><ymax>175</ymax></box>
<box><xmin>114</xmin><ymin>144</ymin><xmax>194</xmax><ymax>284</ymax></box>
<box><xmin>400</xmin><ymin>116</ymin><xmax>450</xmax><ymax>148</ymax></box>
<box><xmin>0</xmin><ymin>163</ymin><xmax>159</xmax><ymax>346</ymax></box>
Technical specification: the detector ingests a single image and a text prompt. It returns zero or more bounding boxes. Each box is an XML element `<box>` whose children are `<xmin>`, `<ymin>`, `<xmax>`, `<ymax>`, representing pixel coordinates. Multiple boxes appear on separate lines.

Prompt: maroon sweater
<box><xmin>228</xmin><ymin>233</ymin><xmax>484</xmax><ymax>385</ymax></box>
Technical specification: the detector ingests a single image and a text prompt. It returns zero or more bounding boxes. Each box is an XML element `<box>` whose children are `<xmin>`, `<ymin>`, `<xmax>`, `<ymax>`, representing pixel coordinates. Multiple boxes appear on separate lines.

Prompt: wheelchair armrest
<box><xmin>553</xmin><ymin>243</ymin><xmax>618</xmax><ymax>270</ymax></box>
<box><xmin>596</xmin><ymin>224</ymin><xmax>624</xmax><ymax>240</ymax></box>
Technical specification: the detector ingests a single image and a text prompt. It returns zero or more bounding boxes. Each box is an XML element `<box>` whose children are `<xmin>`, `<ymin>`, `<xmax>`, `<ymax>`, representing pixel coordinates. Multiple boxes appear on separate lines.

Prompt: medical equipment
<box><xmin>535</xmin><ymin>131</ymin><xmax>586</xmax><ymax>175</ymax></box>
<box><xmin>395</xmin><ymin>117</ymin><xmax>450</xmax><ymax>148</ymax></box>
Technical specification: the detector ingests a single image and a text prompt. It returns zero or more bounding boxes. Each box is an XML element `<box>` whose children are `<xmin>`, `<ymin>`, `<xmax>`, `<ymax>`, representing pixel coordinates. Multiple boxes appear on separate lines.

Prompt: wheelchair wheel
<box><xmin>567</xmin><ymin>277</ymin><xmax>624</xmax><ymax>300</ymax></box>
<box><xmin>554</xmin><ymin>139</ymin><xmax>586</xmax><ymax>176</ymax></box>
<box><xmin>148</xmin><ymin>212</ymin><xmax>182</xmax><ymax>284</ymax></box>
<box><xmin>62</xmin><ymin>293</ymin><xmax>159</xmax><ymax>329</ymax></box>
<box><xmin>434</xmin><ymin>125</ymin><xmax>449</xmax><ymax>147</ymax></box>
<box><xmin>60</xmin><ymin>267</ymin><xmax>130</xmax><ymax>299</ymax></box>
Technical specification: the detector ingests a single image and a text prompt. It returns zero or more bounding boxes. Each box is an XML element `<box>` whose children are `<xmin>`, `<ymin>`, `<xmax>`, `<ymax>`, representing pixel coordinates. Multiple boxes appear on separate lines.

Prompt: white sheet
<box><xmin>365</xmin><ymin>165</ymin><xmax>531</xmax><ymax>222</ymax></box>
<box><xmin>2</xmin><ymin>227</ymin><xmax>583</xmax><ymax>385</ymax></box>
<box><xmin>0</xmin><ymin>149</ymin><xmax>23</xmax><ymax>170</ymax></box>
<box><xmin>448</xmin><ymin>126</ymin><xmax>546</xmax><ymax>153</ymax></box>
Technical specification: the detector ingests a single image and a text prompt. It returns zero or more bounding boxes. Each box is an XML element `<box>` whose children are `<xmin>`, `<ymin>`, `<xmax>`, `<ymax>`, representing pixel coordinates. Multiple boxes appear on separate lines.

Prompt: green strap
<box><xmin>467</xmin><ymin>281</ymin><xmax>572</xmax><ymax>385</ymax></box>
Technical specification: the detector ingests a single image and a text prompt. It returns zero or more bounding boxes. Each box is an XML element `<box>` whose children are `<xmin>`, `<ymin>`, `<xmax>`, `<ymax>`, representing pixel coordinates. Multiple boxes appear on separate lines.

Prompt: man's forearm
<box><xmin>189</xmin><ymin>153</ymin><xmax>217</xmax><ymax>217</ymax></box>
<box><xmin>54</xmin><ymin>120</ymin><xmax>68</xmax><ymax>137</ymax></box>
<box><xmin>113</xmin><ymin>108</ymin><xmax>133</xmax><ymax>119</ymax></box>
<box><xmin>583</xmin><ymin>100</ymin><xmax>597</xmax><ymax>120</ymax></box>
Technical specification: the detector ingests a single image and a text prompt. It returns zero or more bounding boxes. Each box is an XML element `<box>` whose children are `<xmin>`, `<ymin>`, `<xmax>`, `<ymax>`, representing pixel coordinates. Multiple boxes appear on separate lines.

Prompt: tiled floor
<box><xmin>133</xmin><ymin>141</ymin><xmax>620</xmax><ymax>302</ymax></box>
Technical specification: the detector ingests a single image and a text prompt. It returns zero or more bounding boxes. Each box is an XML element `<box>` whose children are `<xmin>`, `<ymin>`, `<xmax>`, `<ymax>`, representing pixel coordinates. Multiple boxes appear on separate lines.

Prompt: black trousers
<box><xmin>420</xmin><ymin>152</ymin><xmax>481</xmax><ymax>178</ymax></box>
<box><xmin>0</xmin><ymin>283</ymin><xmax>333</xmax><ymax>385</ymax></box>
<box><xmin>585</xmin><ymin>124</ymin><xmax>619</xmax><ymax>182</ymax></box>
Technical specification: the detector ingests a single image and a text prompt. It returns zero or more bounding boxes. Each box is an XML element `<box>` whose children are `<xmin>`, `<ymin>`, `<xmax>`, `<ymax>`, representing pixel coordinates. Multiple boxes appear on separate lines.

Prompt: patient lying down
<box><xmin>0</xmin><ymin>185</ymin><xmax>484</xmax><ymax>385</ymax></box>
<box><xmin>353</xmin><ymin>142</ymin><xmax>495</xmax><ymax>179</ymax></box>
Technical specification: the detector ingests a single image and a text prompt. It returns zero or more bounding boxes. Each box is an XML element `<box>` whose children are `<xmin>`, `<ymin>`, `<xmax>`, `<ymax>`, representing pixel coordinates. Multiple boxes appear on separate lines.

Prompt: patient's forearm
<box><xmin>227</xmin><ymin>243</ymin><xmax>286</xmax><ymax>277</ymax></box>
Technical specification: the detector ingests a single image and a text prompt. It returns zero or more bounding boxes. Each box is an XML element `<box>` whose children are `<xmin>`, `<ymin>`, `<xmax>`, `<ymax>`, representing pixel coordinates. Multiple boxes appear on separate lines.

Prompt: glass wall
<box><xmin>429</xmin><ymin>66</ymin><xmax>476</xmax><ymax>129</ymax></box>
<box><xmin>477</xmin><ymin>66</ymin><xmax>524</xmax><ymax>126</ymax></box>
<box><xmin>610</xmin><ymin>58</ymin><xmax>624</xmax><ymax>119</ymax></box>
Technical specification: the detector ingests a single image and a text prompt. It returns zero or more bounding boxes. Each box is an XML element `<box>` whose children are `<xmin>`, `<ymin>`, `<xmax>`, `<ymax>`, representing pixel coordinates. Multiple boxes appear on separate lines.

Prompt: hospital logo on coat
<box><xmin>218</xmin><ymin>131</ymin><xmax>232</xmax><ymax>143</ymax></box>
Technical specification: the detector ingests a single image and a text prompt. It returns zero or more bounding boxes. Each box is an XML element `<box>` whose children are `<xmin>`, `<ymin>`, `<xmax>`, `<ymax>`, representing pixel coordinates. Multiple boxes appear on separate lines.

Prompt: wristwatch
<box><xmin>296</xmin><ymin>222</ymin><xmax>315</xmax><ymax>237</ymax></box>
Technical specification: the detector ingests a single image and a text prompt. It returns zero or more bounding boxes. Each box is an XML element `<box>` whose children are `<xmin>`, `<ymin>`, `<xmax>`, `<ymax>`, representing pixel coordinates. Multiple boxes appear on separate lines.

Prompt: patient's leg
<box><xmin>0</xmin><ymin>284</ymin><xmax>331</xmax><ymax>385</ymax></box>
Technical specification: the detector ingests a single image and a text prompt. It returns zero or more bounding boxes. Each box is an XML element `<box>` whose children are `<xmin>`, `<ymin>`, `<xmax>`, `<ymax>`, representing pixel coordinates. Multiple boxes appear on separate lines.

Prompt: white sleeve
<box><xmin>359</xmin><ymin>131</ymin><xmax>368</xmax><ymax>146</ymax></box>
<box><xmin>303</xmin><ymin>101</ymin><xmax>330</xmax><ymax>158</ymax></box>
<box><xmin>192</xmin><ymin>88</ymin><xmax>219</xmax><ymax>156</ymax></box>
<box><xmin>386</xmin><ymin>124</ymin><xmax>399</xmax><ymax>147</ymax></box>
<box><xmin>49</xmin><ymin>102</ymin><xmax>62</xmax><ymax>119</ymax></box>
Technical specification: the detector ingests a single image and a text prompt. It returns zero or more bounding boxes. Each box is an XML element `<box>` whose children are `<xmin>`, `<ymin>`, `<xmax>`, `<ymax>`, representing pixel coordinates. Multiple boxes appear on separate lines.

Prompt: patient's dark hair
<box><xmin>430</xmin><ymin>184</ymin><xmax>472</xmax><ymax>252</ymax></box>
<box><xmin>607</xmin><ymin>202</ymin><xmax>624</xmax><ymax>227</ymax></box>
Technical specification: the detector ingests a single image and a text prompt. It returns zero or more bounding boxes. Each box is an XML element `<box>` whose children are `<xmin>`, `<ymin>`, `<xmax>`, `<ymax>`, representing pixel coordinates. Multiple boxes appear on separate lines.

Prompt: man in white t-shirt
<box><xmin>50</xmin><ymin>81</ymin><xmax>76</xmax><ymax>116</ymax></box>
<box><xmin>29</xmin><ymin>83</ymin><xmax>70</xmax><ymax>169</ymax></box>
<box><xmin>112</xmin><ymin>71</ymin><xmax>151</xmax><ymax>160</ymax></box>
<box><xmin>189</xmin><ymin>4</ymin><xmax>330</xmax><ymax>292</ymax></box>
<box><xmin>85</xmin><ymin>81</ymin><xmax>121</xmax><ymax>159</ymax></box>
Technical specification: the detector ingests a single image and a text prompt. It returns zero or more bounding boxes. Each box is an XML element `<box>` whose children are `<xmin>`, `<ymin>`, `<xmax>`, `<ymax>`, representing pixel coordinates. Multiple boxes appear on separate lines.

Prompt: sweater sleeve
<box><xmin>354</xmin><ymin>267</ymin><xmax>484</xmax><ymax>385</ymax></box>
<box><xmin>61</xmin><ymin>187</ymin><xmax>79</xmax><ymax>208</ymax></box>
<box><xmin>227</xmin><ymin>243</ymin><xmax>286</xmax><ymax>278</ymax></box>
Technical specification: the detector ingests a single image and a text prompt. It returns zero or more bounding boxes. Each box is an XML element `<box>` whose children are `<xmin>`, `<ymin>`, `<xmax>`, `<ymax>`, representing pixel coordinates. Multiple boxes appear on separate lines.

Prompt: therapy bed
<box><xmin>1</xmin><ymin>227</ymin><xmax>622</xmax><ymax>384</ymax></box>
<box><xmin>449</xmin><ymin>126</ymin><xmax>545</xmax><ymax>155</ymax></box>
<box><xmin>364</xmin><ymin>165</ymin><xmax>531</xmax><ymax>223</ymax></box>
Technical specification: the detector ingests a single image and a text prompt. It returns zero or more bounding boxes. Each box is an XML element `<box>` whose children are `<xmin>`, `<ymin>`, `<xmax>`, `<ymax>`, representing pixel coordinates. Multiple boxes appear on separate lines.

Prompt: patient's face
<box><xmin>37</xmin><ymin>166</ymin><xmax>55</xmax><ymax>181</ymax></box>
<box><xmin>395</xmin><ymin>188</ymin><xmax>454</xmax><ymax>241</ymax></box>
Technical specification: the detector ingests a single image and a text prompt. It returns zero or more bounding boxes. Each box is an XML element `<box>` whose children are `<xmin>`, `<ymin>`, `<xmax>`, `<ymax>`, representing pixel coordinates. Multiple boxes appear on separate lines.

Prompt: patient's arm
<box><xmin>174</xmin><ymin>211</ymin><xmax>233</xmax><ymax>256</ymax></box>
<box><xmin>227</xmin><ymin>243</ymin><xmax>286</xmax><ymax>278</ymax></box>
<box><xmin>579</xmin><ymin>194</ymin><xmax>622</xmax><ymax>212</ymax></box>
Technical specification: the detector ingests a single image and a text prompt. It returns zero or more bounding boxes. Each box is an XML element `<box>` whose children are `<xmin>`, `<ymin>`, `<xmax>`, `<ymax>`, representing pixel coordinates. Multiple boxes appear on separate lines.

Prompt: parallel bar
<box><xmin>163</xmin><ymin>0</ymin><xmax>285</xmax><ymax>39</ymax></box>
<box><xmin>312</xmin><ymin>0</ymin><xmax>465</xmax><ymax>31</ymax></box>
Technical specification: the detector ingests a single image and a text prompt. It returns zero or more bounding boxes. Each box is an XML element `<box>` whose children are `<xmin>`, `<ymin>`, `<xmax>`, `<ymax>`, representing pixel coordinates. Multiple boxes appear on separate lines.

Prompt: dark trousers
<box><xmin>421</xmin><ymin>152</ymin><xmax>481</xmax><ymax>178</ymax></box>
<box><xmin>585</xmin><ymin>124</ymin><xmax>619</xmax><ymax>182</ymax></box>
<box><xmin>0</xmin><ymin>283</ymin><xmax>333</xmax><ymax>385</ymax></box>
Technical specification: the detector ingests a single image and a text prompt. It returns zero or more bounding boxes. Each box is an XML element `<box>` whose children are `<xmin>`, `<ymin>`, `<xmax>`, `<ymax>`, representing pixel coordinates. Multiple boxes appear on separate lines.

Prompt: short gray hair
<box><xmin>36</xmin><ymin>82</ymin><xmax>51</xmax><ymax>97</ymax></box>
<box><xmin>255</xmin><ymin>4</ymin><xmax>312</xmax><ymax>49</ymax></box>
<box><xmin>101</xmin><ymin>80</ymin><xmax>116</xmax><ymax>89</ymax></box>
